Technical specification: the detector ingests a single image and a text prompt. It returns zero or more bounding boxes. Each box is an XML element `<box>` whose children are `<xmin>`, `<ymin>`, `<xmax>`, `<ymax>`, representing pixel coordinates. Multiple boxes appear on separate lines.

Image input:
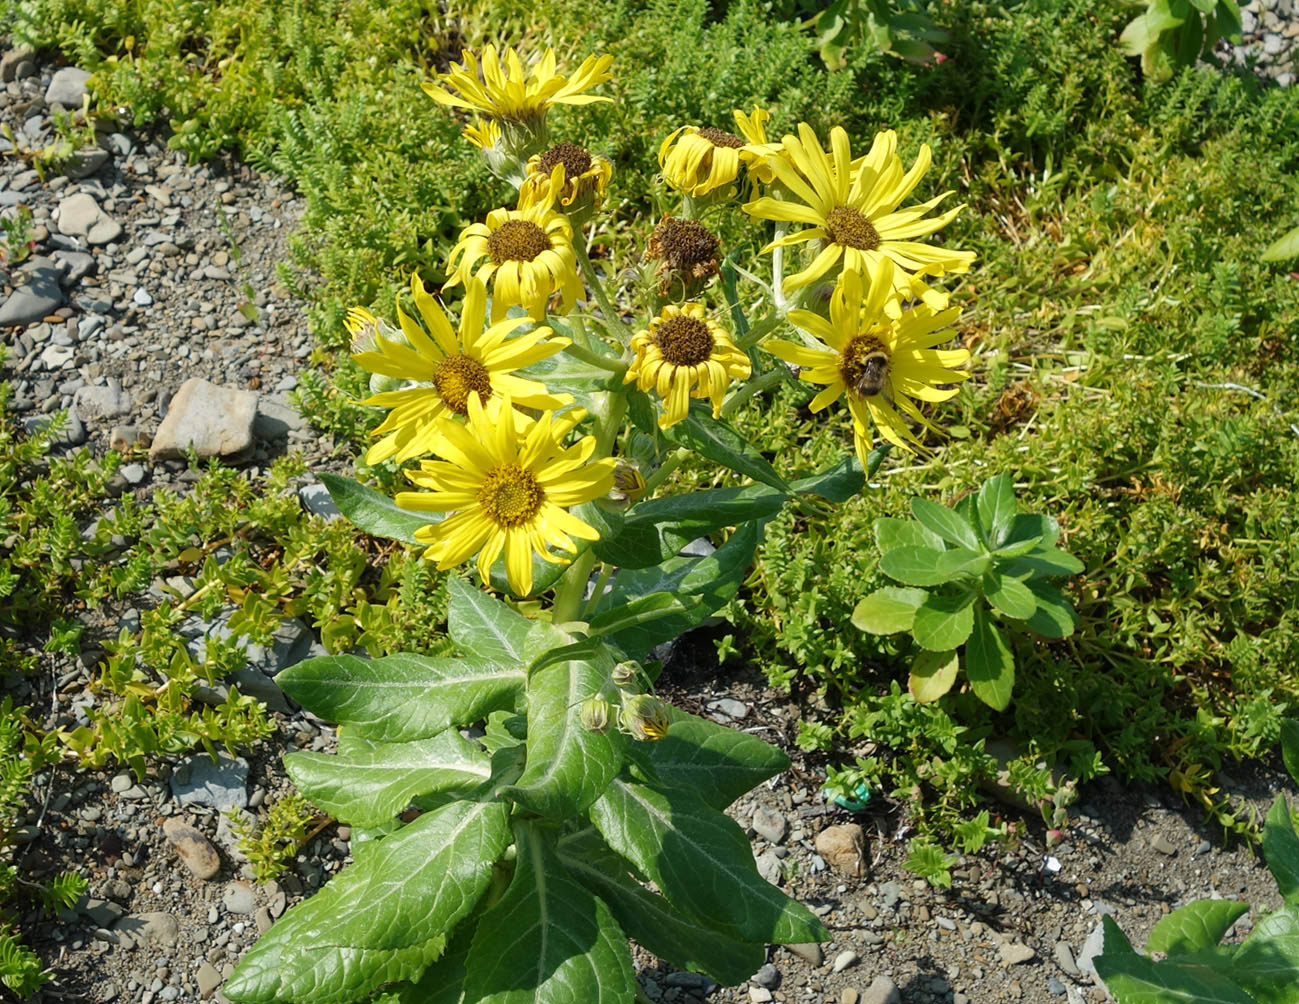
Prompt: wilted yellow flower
<box><xmin>764</xmin><ymin>259</ymin><xmax>969</xmax><ymax>463</ymax></box>
<box><xmin>625</xmin><ymin>303</ymin><xmax>751</xmax><ymax>428</ymax></box>
<box><xmin>659</xmin><ymin>106</ymin><xmax>781</xmax><ymax>197</ymax></box>
<box><xmin>446</xmin><ymin>195</ymin><xmax>583</xmax><ymax>323</ymax></box>
<box><xmin>396</xmin><ymin>395</ymin><xmax>616</xmax><ymax>596</ymax></box>
<box><xmin>350</xmin><ymin>274</ymin><xmax>572</xmax><ymax>465</ymax></box>
<box><xmin>518</xmin><ymin>142</ymin><xmax>612</xmax><ymax>223</ymax></box>
<box><xmin>744</xmin><ymin>124</ymin><xmax>974</xmax><ymax>295</ymax></box>
<box><xmin>646</xmin><ymin>215</ymin><xmax>721</xmax><ymax>297</ymax></box>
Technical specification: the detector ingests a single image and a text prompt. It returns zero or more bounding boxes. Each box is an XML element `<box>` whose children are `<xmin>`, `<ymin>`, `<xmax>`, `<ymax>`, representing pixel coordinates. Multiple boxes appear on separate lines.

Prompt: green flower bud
<box><xmin>619</xmin><ymin>694</ymin><xmax>670</xmax><ymax>742</ymax></box>
<box><xmin>579</xmin><ymin>696</ymin><xmax>612</xmax><ymax>733</ymax></box>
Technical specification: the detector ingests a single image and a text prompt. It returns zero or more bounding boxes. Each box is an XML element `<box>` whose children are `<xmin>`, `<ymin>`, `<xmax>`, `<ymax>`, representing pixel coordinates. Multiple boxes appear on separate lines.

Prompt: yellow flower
<box><xmin>659</xmin><ymin>106</ymin><xmax>782</xmax><ymax>197</ymax></box>
<box><xmin>625</xmin><ymin>303</ymin><xmax>751</xmax><ymax>428</ymax></box>
<box><xmin>463</xmin><ymin>118</ymin><xmax>502</xmax><ymax>151</ymax></box>
<box><xmin>351</xmin><ymin>273</ymin><xmax>572</xmax><ymax>465</ymax></box>
<box><xmin>422</xmin><ymin>45</ymin><xmax>613</xmax><ymax>142</ymax></box>
<box><xmin>518</xmin><ymin>142</ymin><xmax>612</xmax><ymax>227</ymax></box>
<box><xmin>743</xmin><ymin>124</ymin><xmax>975</xmax><ymax>294</ymax></box>
<box><xmin>396</xmin><ymin>395</ymin><xmax>617</xmax><ymax>597</ymax></box>
<box><xmin>446</xmin><ymin>195</ymin><xmax>583</xmax><ymax>323</ymax></box>
<box><xmin>764</xmin><ymin>259</ymin><xmax>969</xmax><ymax>464</ymax></box>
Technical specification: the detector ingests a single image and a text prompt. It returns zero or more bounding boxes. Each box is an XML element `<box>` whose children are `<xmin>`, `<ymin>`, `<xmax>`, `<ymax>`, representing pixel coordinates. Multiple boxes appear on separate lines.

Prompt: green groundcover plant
<box><xmin>222</xmin><ymin>34</ymin><xmax>985</xmax><ymax>1003</ymax></box>
<box><xmin>1094</xmin><ymin>719</ymin><xmax>1299</xmax><ymax>1002</ymax></box>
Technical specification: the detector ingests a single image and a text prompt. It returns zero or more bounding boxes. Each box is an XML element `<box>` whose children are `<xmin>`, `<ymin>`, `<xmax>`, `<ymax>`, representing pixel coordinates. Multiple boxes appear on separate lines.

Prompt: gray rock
<box><xmin>784</xmin><ymin>942</ymin><xmax>822</xmax><ymax>967</ymax></box>
<box><xmin>226</xmin><ymin>667</ymin><xmax>293</xmax><ymax>714</ymax></box>
<box><xmin>196</xmin><ymin>962</ymin><xmax>222</xmax><ymax>999</ymax></box>
<box><xmin>0</xmin><ymin>47</ymin><xmax>34</xmax><ymax>83</ymax></box>
<box><xmin>23</xmin><ymin>409</ymin><xmax>84</xmax><ymax>447</ymax></box>
<box><xmin>1150</xmin><ymin>833</ymin><xmax>1177</xmax><ymax>856</ymax></box>
<box><xmin>664</xmin><ymin>972</ymin><xmax>716</xmax><ymax>992</ymax></box>
<box><xmin>861</xmin><ymin>975</ymin><xmax>901</xmax><ymax>1004</ymax></box>
<box><xmin>82</xmin><ymin>897</ymin><xmax>126</xmax><ymax>927</ymax></box>
<box><xmin>751</xmin><ymin>806</ymin><xmax>789</xmax><ymax>844</ymax></box>
<box><xmin>832</xmin><ymin>950</ymin><xmax>859</xmax><ymax>973</ymax></box>
<box><xmin>117</xmin><ymin>912</ymin><xmax>181</xmax><ymax>948</ymax></box>
<box><xmin>750</xmin><ymin>964</ymin><xmax>779</xmax><ymax>989</ymax></box>
<box><xmin>150</xmin><ymin>378</ymin><xmax>259</xmax><ymax>461</ymax></box>
<box><xmin>879</xmin><ymin>880</ymin><xmax>901</xmax><ymax>909</ymax></box>
<box><xmin>63</xmin><ymin>147</ymin><xmax>110</xmax><ymax>180</ymax></box>
<box><xmin>110</xmin><ymin>426</ymin><xmax>147</xmax><ymax>452</ymax></box>
<box><xmin>55</xmin><ymin>250</ymin><xmax>98</xmax><ymax>283</ymax></box>
<box><xmin>120</xmin><ymin>463</ymin><xmax>146</xmax><ymax>485</ymax></box>
<box><xmin>162</xmin><ymin>817</ymin><xmax>222</xmax><ymax>880</ymax></box>
<box><xmin>39</xmin><ymin>343</ymin><xmax>75</xmax><ymax>370</ymax></box>
<box><xmin>254</xmin><ymin>394</ymin><xmax>308</xmax><ymax>437</ymax></box>
<box><xmin>755</xmin><ymin>849</ymin><xmax>783</xmax><ymax>884</ymax></box>
<box><xmin>298</xmin><ymin>482</ymin><xmax>341</xmax><ymax>519</ymax></box>
<box><xmin>45</xmin><ymin>66</ymin><xmax>92</xmax><ymax>108</ymax></box>
<box><xmin>708</xmin><ymin>697</ymin><xmax>749</xmax><ymax>720</ymax></box>
<box><xmin>1054</xmin><ymin>940</ymin><xmax>1080</xmax><ymax>978</ymax></box>
<box><xmin>133</xmin><ymin>287</ymin><xmax>154</xmax><ymax>306</ymax></box>
<box><xmin>221</xmin><ymin>881</ymin><xmax>256</xmax><ymax>915</ymax></box>
<box><xmin>73</xmin><ymin>381</ymin><xmax>132</xmax><ymax>423</ymax></box>
<box><xmin>0</xmin><ymin>257</ymin><xmax>65</xmax><ymax>326</ymax></box>
<box><xmin>55</xmin><ymin>192</ymin><xmax>122</xmax><ymax>245</ymax></box>
<box><xmin>170</xmin><ymin>752</ymin><xmax>248</xmax><ymax>809</ymax></box>
<box><xmin>1075</xmin><ymin>921</ymin><xmax>1109</xmax><ymax>995</ymax></box>
<box><xmin>1000</xmin><ymin>941</ymin><xmax>1037</xmax><ymax>966</ymax></box>
<box><xmin>110</xmin><ymin>773</ymin><xmax>133</xmax><ymax>793</ymax></box>
<box><xmin>246</xmin><ymin>617</ymin><xmax>316</xmax><ymax>676</ymax></box>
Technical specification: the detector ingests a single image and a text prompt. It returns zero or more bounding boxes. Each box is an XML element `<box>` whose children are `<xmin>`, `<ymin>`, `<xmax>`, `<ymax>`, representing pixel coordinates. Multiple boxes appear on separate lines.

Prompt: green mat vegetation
<box><xmin>2</xmin><ymin>0</ymin><xmax>1298</xmax><ymax>944</ymax></box>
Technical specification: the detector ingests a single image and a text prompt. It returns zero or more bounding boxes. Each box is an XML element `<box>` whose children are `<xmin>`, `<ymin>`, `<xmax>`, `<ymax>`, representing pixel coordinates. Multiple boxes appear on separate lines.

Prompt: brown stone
<box><xmin>815</xmin><ymin>823</ymin><xmax>867</xmax><ymax>879</ymax></box>
<box><xmin>162</xmin><ymin>817</ymin><xmax>221</xmax><ymax>880</ymax></box>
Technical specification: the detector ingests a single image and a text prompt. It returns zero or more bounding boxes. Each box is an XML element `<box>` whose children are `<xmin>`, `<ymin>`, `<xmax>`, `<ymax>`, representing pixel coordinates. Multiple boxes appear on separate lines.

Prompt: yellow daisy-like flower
<box><xmin>396</xmin><ymin>394</ymin><xmax>617</xmax><ymax>597</ymax></box>
<box><xmin>351</xmin><ymin>273</ymin><xmax>572</xmax><ymax>465</ymax></box>
<box><xmin>422</xmin><ymin>45</ymin><xmax>613</xmax><ymax>131</ymax></box>
<box><xmin>518</xmin><ymin>142</ymin><xmax>612</xmax><ymax>217</ymax></box>
<box><xmin>743</xmin><ymin>124</ymin><xmax>975</xmax><ymax>294</ymax></box>
<box><xmin>625</xmin><ymin>303</ymin><xmax>752</xmax><ymax>428</ymax></box>
<box><xmin>446</xmin><ymin>194</ymin><xmax>583</xmax><ymax>323</ymax></box>
<box><xmin>463</xmin><ymin>118</ymin><xmax>502</xmax><ymax>151</ymax></box>
<box><xmin>764</xmin><ymin>259</ymin><xmax>969</xmax><ymax>464</ymax></box>
<box><xmin>659</xmin><ymin>106</ymin><xmax>782</xmax><ymax>197</ymax></box>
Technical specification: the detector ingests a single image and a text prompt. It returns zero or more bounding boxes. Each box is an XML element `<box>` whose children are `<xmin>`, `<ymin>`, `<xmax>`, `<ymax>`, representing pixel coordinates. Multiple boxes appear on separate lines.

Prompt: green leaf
<box><xmin>284</xmin><ymin>730</ymin><xmax>491</xmax><ymax>828</ymax></box>
<box><xmin>1232</xmin><ymin>902</ymin><xmax>1299</xmax><ymax>1004</ymax></box>
<box><xmin>393</xmin><ymin>920</ymin><xmax>474</xmax><ymax>1004</ymax></box>
<box><xmin>1188</xmin><ymin>0</ymin><xmax>1215</xmax><ymax>12</ymax></box>
<box><xmin>224</xmin><ymin>800</ymin><xmax>511</xmax><ymax>1004</ymax></box>
<box><xmin>1024</xmin><ymin>580</ymin><xmax>1079</xmax><ymax>639</ymax></box>
<box><xmin>976</xmin><ymin>475</ymin><xmax>1016</xmax><ymax>548</ymax></box>
<box><xmin>499</xmin><ymin>642</ymin><xmax>625</xmax><ymax>818</ymax></box>
<box><xmin>992</xmin><ymin>535</ymin><xmax>1042</xmax><ymax>559</ymax></box>
<box><xmin>851</xmin><ymin>586</ymin><xmax>928</xmax><ymax>635</ymax></box>
<box><xmin>589</xmin><ymin>592</ymin><xmax>711</xmax><ymax>661</ymax></box>
<box><xmin>662</xmin><ymin>403</ymin><xmax>790</xmax><ymax>492</ymax></box>
<box><xmin>647</xmin><ymin>711</ymin><xmax>790</xmax><ymax>810</ymax></box>
<box><xmin>1263</xmin><ymin>795</ymin><xmax>1299</xmax><ymax>905</ymax></box>
<box><xmin>982</xmin><ymin>571</ymin><xmax>1038</xmax><ymax>620</ymax></box>
<box><xmin>463</xmin><ymin>826</ymin><xmax>635</xmax><ymax>1004</ymax></box>
<box><xmin>1146</xmin><ymin>900</ymin><xmax>1249</xmax><ymax>956</ymax></box>
<box><xmin>794</xmin><ymin>454</ymin><xmax>865</xmax><ymax>502</ymax></box>
<box><xmin>556</xmin><ymin>828</ymin><xmax>766</xmax><ymax>986</ymax></box>
<box><xmin>319</xmin><ymin>472</ymin><xmax>434</xmax><ymax>546</ymax></box>
<box><xmin>1003</xmin><ymin>513</ymin><xmax>1059</xmax><ymax>552</ymax></box>
<box><xmin>911</xmin><ymin>496</ymin><xmax>982</xmax><ymax>550</ymax></box>
<box><xmin>1095</xmin><ymin>917</ymin><xmax>1261</xmax><ymax>1004</ymax></box>
<box><xmin>589</xmin><ymin>777</ymin><xmax>828</xmax><ymax>946</ymax></box>
<box><xmin>965</xmin><ymin>606</ymin><xmax>1014</xmax><ymax>711</ymax></box>
<box><xmin>1282</xmin><ymin>720</ymin><xmax>1299</xmax><ymax>788</ymax></box>
<box><xmin>909</xmin><ymin>649</ymin><xmax>959</xmax><ymax>703</ymax></box>
<box><xmin>1263</xmin><ymin>223</ymin><xmax>1299</xmax><ymax>263</ymax></box>
<box><xmin>933</xmin><ymin>547</ymin><xmax>992</xmax><ymax>579</ymax></box>
<box><xmin>879</xmin><ymin>545</ymin><xmax>951</xmax><ymax>586</ymax></box>
<box><xmin>873</xmin><ymin>516</ymin><xmax>945</xmax><ymax>554</ymax></box>
<box><xmin>1003</xmin><ymin>546</ymin><xmax>1084</xmax><ymax>579</ymax></box>
<box><xmin>912</xmin><ymin>589</ymin><xmax>976</xmax><ymax>652</ymax></box>
<box><xmin>1120</xmin><ymin>7</ymin><xmax>1184</xmax><ymax>56</ymax></box>
<box><xmin>446</xmin><ymin>576</ymin><xmax>533</xmax><ymax>664</ymax></box>
<box><xmin>277</xmin><ymin>654</ymin><xmax>525</xmax><ymax>742</ymax></box>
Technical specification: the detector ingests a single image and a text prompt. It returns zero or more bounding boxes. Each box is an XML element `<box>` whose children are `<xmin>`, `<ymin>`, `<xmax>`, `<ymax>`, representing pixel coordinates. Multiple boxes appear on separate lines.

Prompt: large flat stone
<box><xmin>150</xmin><ymin>378</ymin><xmax>258</xmax><ymax>461</ymax></box>
<box><xmin>0</xmin><ymin>257</ymin><xmax>64</xmax><ymax>326</ymax></box>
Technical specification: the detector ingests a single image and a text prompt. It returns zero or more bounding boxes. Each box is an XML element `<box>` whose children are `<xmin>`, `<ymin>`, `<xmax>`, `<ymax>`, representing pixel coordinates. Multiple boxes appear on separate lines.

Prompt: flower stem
<box><xmin>771</xmin><ymin>221</ymin><xmax>788</xmax><ymax>314</ymax></box>
<box><xmin>721</xmin><ymin>366</ymin><xmax>786</xmax><ymax>419</ymax></box>
<box><xmin>575</xmin><ymin>235</ymin><xmax>634</xmax><ymax>345</ymax></box>
<box><xmin>644</xmin><ymin>447</ymin><xmax>687</xmax><ymax>495</ymax></box>
<box><xmin>582</xmin><ymin>562</ymin><xmax>614</xmax><ymax>619</ymax></box>
<box><xmin>565</xmin><ymin>339</ymin><xmax>628</xmax><ymax>378</ymax></box>
<box><xmin>551</xmin><ymin>549</ymin><xmax>597</xmax><ymax>624</ymax></box>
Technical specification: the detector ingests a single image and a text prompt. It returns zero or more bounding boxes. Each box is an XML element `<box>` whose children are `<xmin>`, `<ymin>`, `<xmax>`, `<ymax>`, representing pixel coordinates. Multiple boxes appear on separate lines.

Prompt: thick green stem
<box><xmin>582</xmin><ymin>562</ymin><xmax>614</xmax><ymax>619</ymax></box>
<box><xmin>575</xmin><ymin>236</ymin><xmax>634</xmax><ymax>345</ymax></box>
<box><xmin>551</xmin><ymin>549</ymin><xmax>597</xmax><ymax>624</ymax></box>
<box><xmin>568</xmin><ymin>311</ymin><xmax>595</xmax><ymax>353</ymax></box>
<box><xmin>721</xmin><ymin>366</ymin><xmax>786</xmax><ymax>419</ymax></box>
<box><xmin>771</xmin><ymin>221</ymin><xmax>788</xmax><ymax>314</ymax></box>
<box><xmin>565</xmin><ymin>339</ymin><xmax>628</xmax><ymax>378</ymax></box>
<box><xmin>644</xmin><ymin>447</ymin><xmax>687</xmax><ymax>495</ymax></box>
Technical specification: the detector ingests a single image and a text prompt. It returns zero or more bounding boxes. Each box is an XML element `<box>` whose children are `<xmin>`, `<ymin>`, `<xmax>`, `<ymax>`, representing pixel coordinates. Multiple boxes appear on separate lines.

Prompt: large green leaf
<box><xmin>1004</xmin><ymin>546</ymin><xmax>1084</xmax><ymax>579</ymax></box>
<box><xmin>873</xmin><ymin>516</ymin><xmax>945</xmax><ymax>554</ymax></box>
<box><xmin>975</xmin><ymin>474</ymin><xmax>1016</xmax><ymax>548</ymax></box>
<box><xmin>661</xmin><ymin>403</ymin><xmax>790</xmax><ymax>492</ymax></box>
<box><xmin>1023</xmin><ymin>580</ymin><xmax>1079</xmax><ymax>638</ymax></box>
<box><xmin>224</xmin><ymin>800</ymin><xmax>511</xmax><ymax>1004</ymax></box>
<box><xmin>1146</xmin><ymin>900</ymin><xmax>1249</xmax><ymax>956</ymax></box>
<box><xmin>647</xmin><ymin>710</ymin><xmax>790</xmax><ymax>810</ymax></box>
<box><xmin>446</xmin><ymin>577</ymin><xmax>533</xmax><ymax>664</ymax></box>
<box><xmin>909</xmin><ymin>649</ymin><xmax>959</xmax><ymax>703</ymax></box>
<box><xmin>965</xmin><ymin>605</ymin><xmax>1014</xmax><ymax>711</ymax></box>
<box><xmin>499</xmin><ymin>642</ymin><xmax>625</xmax><ymax>818</ymax></box>
<box><xmin>911</xmin><ymin>496</ymin><xmax>981</xmax><ymax>550</ymax></box>
<box><xmin>982</xmin><ymin>570</ymin><xmax>1037</xmax><ymax>620</ymax></box>
<box><xmin>463</xmin><ymin>826</ymin><xmax>635</xmax><ymax>1004</ymax></box>
<box><xmin>556</xmin><ymin>828</ymin><xmax>766</xmax><ymax>985</ymax></box>
<box><xmin>851</xmin><ymin>586</ymin><xmax>928</xmax><ymax>635</ymax></box>
<box><xmin>588</xmin><ymin>592</ymin><xmax>711</xmax><ymax>661</ymax></box>
<box><xmin>912</xmin><ymin>588</ymin><xmax>976</xmax><ymax>652</ymax></box>
<box><xmin>1094</xmin><ymin>918</ymin><xmax>1256</xmax><ymax>1004</ymax></box>
<box><xmin>590</xmin><ymin>776</ymin><xmax>828</xmax><ymax>945</ymax></box>
<box><xmin>1263</xmin><ymin>795</ymin><xmax>1299</xmax><ymax>905</ymax></box>
<box><xmin>394</xmin><ymin>920</ymin><xmax>474</xmax><ymax>1004</ymax></box>
<box><xmin>1001</xmin><ymin>513</ymin><xmax>1059</xmax><ymax>552</ymax></box>
<box><xmin>1233</xmin><ymin>903</ymin><xmax>1299</xmax><ymax>1004</ymax></box>
<box><xmin>277</xmin><ymin>654</ymin><xmax>525</xmax><ymax>741</ymax></box>
<box><xmin>1281</xmin><ymin>719</ymin><xmax>1299</xmax><ymax>788</ymax></box>
<box><xmin>319</xmin><ymin>472</ymin><xmax>434</xmax><ymax>546</ymax></box>
<box><xmin>284</xmin><ymin>730</ymin><xmax>492</xmax><ymax>828</ymax></box>
<box><xmin>879</xmin><ymin>545</ymin><xmax>950</xmax><ymax>586</ymax></box>
<box><xmin>793</xmin><ymin>454</ymin><xmax>864</xmax><ymax>502</ymax></box>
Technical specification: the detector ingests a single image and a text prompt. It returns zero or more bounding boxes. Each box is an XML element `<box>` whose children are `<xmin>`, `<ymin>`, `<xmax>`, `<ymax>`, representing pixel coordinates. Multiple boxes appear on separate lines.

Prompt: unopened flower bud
<box><xmin>579</xmin><ymin>696</ymin><xmax>612</xmax><ymax>733</ymax></box>
<box><xmin>611</xmin><ymin>660</ymin><xmax>641</xmax><ymax>688</ymax></box>
<box><xmin>619</xmin><ymin>694</ymin><xmax>670</xmax><ymax>742</ymax></box>
<box><xmin>608</xmin><ymin>463</ymin><xmax>646</xmax><ymax>507</ymax></box>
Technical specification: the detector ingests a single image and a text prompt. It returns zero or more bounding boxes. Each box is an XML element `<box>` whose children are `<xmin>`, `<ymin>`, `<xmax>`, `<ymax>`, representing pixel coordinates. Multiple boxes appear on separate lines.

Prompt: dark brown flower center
<box><xmin>478</xmin><ymin>464</ymin><xmax>545</xmax><ymax>527</ymax></box>
<box><xmin>697</xmin><ymin>126</ymin><xmax>745</xmax><ymax>149</ymax></box>
<box><xmin>825</xmin><ymin>206</ymin><xmax>881</xmax><ymax>250</ymax></box>
<box><xmin>434</xmin><ymin>354</ymin><xmax>493</xmax><ymax>415</ymax></box>
<box><xmin>841</xmin><ymin>335</ymin><xmax>891</xmax><ymax>397</ymax></box>
<box><xmin>537</xmin><ymin>142</ymin><xmax>593</xmax><ymax>180</ymax></box>
<box><xmin>653</xmin><ymin>315</ymin><xmax>715</xmax><ymax>367</ymax></box>
<box><xmin>649</xmin><ymin>216</ymin><xmax>721</xmax><ymax>272</ymax></box>
<box><xmin>488</xmin><ymin>220</ymin><xmax>551</xmax><ymax>265</ymax></box>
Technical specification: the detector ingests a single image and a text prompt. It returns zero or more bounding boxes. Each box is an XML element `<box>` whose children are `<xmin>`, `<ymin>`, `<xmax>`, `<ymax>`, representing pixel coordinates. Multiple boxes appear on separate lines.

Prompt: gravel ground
<box><xmin>1224</xmin><ymin>0</ymin><xmax>1299</xmax><ymax>85</ymax></box>
<box><xmin>3</xmin><ymin>36</ymin><xmax>1297</xmax><ymax>1004</ymax></box>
